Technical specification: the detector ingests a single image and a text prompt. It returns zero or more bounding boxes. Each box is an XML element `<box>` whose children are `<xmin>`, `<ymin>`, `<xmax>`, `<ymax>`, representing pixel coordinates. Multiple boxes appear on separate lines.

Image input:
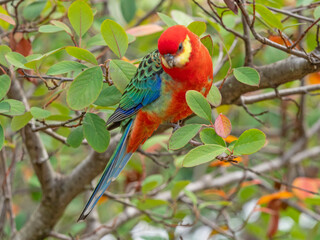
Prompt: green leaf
<box><xmin>87</xmin><ymin>34</ymin><xmax>107</xmax><ymax>47</ymax></box>
<box><xmin>66</xmin><ymin>126</ymin><xmax>84</xmax><ymax>148</ymax></box>
<box><xmin>0</xmin><ymin>124</ymin><xmax>4</xmax><ymax>150</ymax></box>
<box><xmin>171</xmin><ymin>180</ymin><xmax>190</xmax><ymax>199</ymax></box>
<box><xmin>11</xmin><ymin>112</ymin><xmax>32</xmax><ymax>131</ymax></box>
<box><xmin>65</xmin><ymin>47</ymin><xmax>98</xmax><ymax>65</ymax></box>
<box><xmin>68</xmin><ymin>0</ymin><xmax>93</xmax><ymax>37</ymax></box>
<box><xmin>2</xmin><ymin>99</ymin><xmax>25</xmax><ymax>116</ymax></box>
<box><xmin>101</xmin><ymin>19</ymin><xmax>128</xmax><ymax>58</ymax></box>
<box><xmin>233</xmin><ymin>67</ymin><xmax>260</xmax><ymax>86</ymax></box>
<box><xmin>200</xmin><ymin>128</ymin><xmax>226</xmax><ymax>147</ymax></box>
<box><xmin>184</xmin><ymin>189</ymin><xmax>197</xmax><ymax>205</ymax></box>
<box><xmin>30</xmin><ymin>107</ymin><xmax>51</xmax><ymax>119</ymax></box>
<box><xmin>255</xmin><ymin>4</ymin><xmax>283</xmax><ymax>30</ymax></box>
<box><xmin>47</xmin><ymin>61</ymin><xmax>88</xmax><ymax>75</ymax></box>
<box><xmin>23</xmin><ymin>0</ymin><xmax>47</xmax><ymax>21</ymax></box>
<box><xmin>0</xmin><ymin>74</ymin><xmax>11</xmax><ymax>100</ymax></box>
<box><xmin>171</xmin><ymin>10</ymin><xmax>194</xmax><ymax>26</ymax></box>
<box><xmin>109</xmin><ymin>60</ymin><xmax>136</xmax><ymax>93</ymax></box>
<box><xmin>187</xmin><ymin>21</ymin><xmax>206</xmax><ymax>36</ymax></box>
<box><xmin>186</xmin><ymin>90</ymin><xmax>212</xmax><ymax>122</ymax></box>
<box><xmin>67</xmin><ymin>66</ymin><xmax>103</xmax><ymax>110</ymax></box>
<box><xmin>142</xmin><ymin>174</ymin><xmax>163</xmax><ymax>194</ymax></box>
<box><xmin>24</xmin><ymin>47</ymin><xmax>64</xmax><ymax>70</ymax></box>
<box><xmin>0</xmin><ymin>102</ymin><xmax>10</xmax><ymax>113</ymax></box>
<box><xmin>314</xmin><ymin>6</ymin><xmax>320</xmax><ymax>19</ymax></box>
<box><xmin>199</xmin><ymin>201</ymin><xmax>231</xmax><ymax>209</ymax></box>
<box><xmin>200</xmin><ymin>35</ymin><xmax>214</xmax><ymax>57</ymax></box>
<box><xmin>137</xmin><ymin>199</ymin><xmax>168</xmax><ymax>210</ymax></box>
<box><xmin>39</xmin><ymin>25</ymin><xmax>64</xmax><ymax>33</ymax></box>
<box><xmin>83</xmin><ymin>113</ymin><xmax>110</xmax><ymax>153</ymax></box>
<box><xmin>169</xmin><ymin>124</ymin><xmax>202</xmax><ymax>150</ymax></box>
<box><xmin>51</xmin><ymin>20</ymin><xmax>72</xmax><ymax>35</ymax></box>
<box><xmin>94</xmin><ymin>85</ymin><xmax>122</xmax><ymax>107</ymax></box>
<box><xmin>5</xmin><ymin>52</ymin><xmax>30</xmax><ymax>70</ymax></box>
<box><xmin>157</xmin><ymin>12</ymin><xmax>178</xmax><ymax>27</ymax></box>
<box><xmin>0</xmin><ymin>45</ymin><xmax>11</xmax><ymax>67</ymax></box>
<box><xmin>233</xmin><ymin>129</ymin><xmax>266</xmax><ymax>155</ymax></box>
<box><xmin>183</xmin><ymin>144</ymin><xmax>227</xmax><ymax>167</ymax></box>
<box><xmin>206</xmin><ymin>84</ymin><xmax>221</xmax><ymax>107</ymax></box>
<box><xmin>305</xmin><ymin>196</ymin><xmax>320</xmax><ymax>206</ymax></box>
<box><xmin>121</xmin><ymin>0</ymin><xmax>136</xmax><ymax>23</ymax></box>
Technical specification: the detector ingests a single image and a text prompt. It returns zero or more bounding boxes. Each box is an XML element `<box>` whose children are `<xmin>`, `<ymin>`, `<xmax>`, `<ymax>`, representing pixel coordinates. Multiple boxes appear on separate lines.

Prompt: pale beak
<box><xmin>163</xmin><ymin>54</ymin><xmax>174</xmax><ymax>68</ymax></box>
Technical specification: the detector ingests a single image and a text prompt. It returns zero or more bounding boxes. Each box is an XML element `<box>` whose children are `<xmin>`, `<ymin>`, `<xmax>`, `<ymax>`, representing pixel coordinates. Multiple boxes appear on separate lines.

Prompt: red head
<box><xmin>158</xmin><ymin>25</ymin><xmax>197</xmax><ymax>69</ymax></box>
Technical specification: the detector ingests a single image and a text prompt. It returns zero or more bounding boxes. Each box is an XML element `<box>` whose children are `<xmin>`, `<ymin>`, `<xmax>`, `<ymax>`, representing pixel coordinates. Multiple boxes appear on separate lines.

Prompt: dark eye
<box><xmin>178</xmin><ymin>43</ymin><xmax>183</xmax><ymax>51</ymax></box>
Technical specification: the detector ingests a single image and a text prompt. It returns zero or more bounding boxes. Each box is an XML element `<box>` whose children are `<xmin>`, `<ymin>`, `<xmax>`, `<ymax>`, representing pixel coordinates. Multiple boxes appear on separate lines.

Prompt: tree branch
<box><xmin>7</xmin><ymin>77</ymin><xmax>55</xmax><ymax>195</ymax></box>
<box><xmin>217</xmin><ymin>49</ymin><xmax>320</xmax><ymax>105</ymax></box>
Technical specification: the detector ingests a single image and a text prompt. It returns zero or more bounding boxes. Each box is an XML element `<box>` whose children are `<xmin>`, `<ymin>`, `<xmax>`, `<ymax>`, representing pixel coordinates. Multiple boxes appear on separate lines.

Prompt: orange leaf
<box><xmin>257</xmin><ymin>191</ymin><xmax>293</xmax><ymax>205</ymax></box>
<box><xmin>223</xmin><ymin>135</ymin><xmax>238</xmax><ymax>143</ymax></box>
<box><xmin>241</xmin><ymin>179</ymin><xmax>262</xmax><ymax>187</ymax></box>
<box><xmin>292</xmin><ymin>177</ymin><xmax>319</xmax><ymax>200</ymax></box>
<box><xmin>204</xmin><ymin>189</ymin><xmax>228</xmax><ymax>199</ymax></box>
<box><xmin>306</xmin><ymin>72</ymin><xmax>320</xmax><ymax>85</ymax></box>
<box><xmin>268</xmin><ymin>35</ymin><xmax>293</xmax><ymax>47</ymax></box>
<box><xmin>97</xmin><ymin>195</ymin><xmax>108</xmax><ymax>205</ymax></box>
<box><xmin>214</xmin><ymin>113</ymin><xmax>232</xmax><ymax>138</ymax></box>
<box><xmin>126</xmin><ymin>24</ymin><xmax>163</xmax><ymax>37</ymax></box>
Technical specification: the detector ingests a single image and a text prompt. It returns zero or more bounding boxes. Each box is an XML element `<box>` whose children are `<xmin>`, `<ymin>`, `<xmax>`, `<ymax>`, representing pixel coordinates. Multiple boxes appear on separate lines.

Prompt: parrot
<box><xmin>78</xmin><ymin>25</ymin><xmax>213</xmax><ymax>221</ymax></box>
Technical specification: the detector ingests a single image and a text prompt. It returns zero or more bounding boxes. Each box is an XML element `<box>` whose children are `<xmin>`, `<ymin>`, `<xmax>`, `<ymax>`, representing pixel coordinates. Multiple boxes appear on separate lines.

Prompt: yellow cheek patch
<box><xmin>175</xmin><ymin>35</ymin><xmax>192</xmax><ymax>68</ymax></box>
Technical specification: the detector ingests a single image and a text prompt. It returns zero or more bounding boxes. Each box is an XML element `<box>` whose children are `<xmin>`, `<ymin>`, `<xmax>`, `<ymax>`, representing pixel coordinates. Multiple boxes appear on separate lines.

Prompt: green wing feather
<box><xmin>107</xmin><ymin>50</ymin><xmax>164</xmax><ymax>125</ymax></box>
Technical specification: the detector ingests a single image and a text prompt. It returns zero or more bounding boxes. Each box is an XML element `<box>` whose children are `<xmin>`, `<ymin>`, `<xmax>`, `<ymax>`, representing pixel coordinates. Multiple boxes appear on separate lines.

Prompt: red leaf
<box><xmin>214</xmin><ymin>113</ymin><xmax>232</xmax><ymax>138</ymax></box>
<box><xmin>267</xmin><ymin>199</ymin><xmax>282</xmax><ymax>238</ymax></box>
<box><xmin>9</xmin><ymin>33</ymin><xmax>32</xmax><ymax>57</ymax></box>
<box><xmin>223</xmin><ymin>0</ymin><xmax>238</xmax><ymax>14</ymax></box>
<box><xmin>292</xmin><ymin>177</ymin><xmax>320</xmax><ymax>200</ymax></box>
<box><xmin>127</xmin><ymin>24</ymin><xmax>163</xmax><ymax>37</ymax></box>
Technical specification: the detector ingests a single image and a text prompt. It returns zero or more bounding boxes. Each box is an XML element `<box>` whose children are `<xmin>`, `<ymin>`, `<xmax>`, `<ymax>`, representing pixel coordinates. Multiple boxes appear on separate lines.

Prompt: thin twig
<box><xmin>235</xmin><ymin>0</ymin><xmax>318</xmax><ymax>63</ymax></box>
<box><xmin>289</xmin><ymin>17</ymin><xmax>320</xmax><ymax>49</ymax></box>
<box><xmin>238</xmin><ymin>84</ymin><xmax>320</xmax><ymax>105</ymax></box>
<box><xmin>137</xmin><ymin>149</ymin><xmax>169</xmax><ymax>168</ymax></box>
<box><xmin>240</xmin><ymin>96</ymin><xmax>267</xmax><ymax>125</ymax></box>
<box><xmin>33</xmin><ymin>112</ymin><xmax>86</xmax><ymax>131</ymax></box>
<box><xmin>134</xmin><ymin>0</ymin><xmax>166</xmax><ymax>26</ymax></box>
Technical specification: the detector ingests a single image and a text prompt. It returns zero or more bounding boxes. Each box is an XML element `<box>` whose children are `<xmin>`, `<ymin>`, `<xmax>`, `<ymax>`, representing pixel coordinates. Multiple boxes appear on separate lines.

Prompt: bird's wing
<box><xmin>106</xmin><ymin>50</ymin><xmax>164</xmax><ymax>125</ymax></box>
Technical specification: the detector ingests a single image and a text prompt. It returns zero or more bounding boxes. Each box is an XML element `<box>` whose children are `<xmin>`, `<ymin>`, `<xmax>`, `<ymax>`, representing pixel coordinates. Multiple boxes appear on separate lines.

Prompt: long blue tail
<box><xmin>78</xmin><ymin>120</ymin><xmax>134</xmax><ymax>221</ymax></box>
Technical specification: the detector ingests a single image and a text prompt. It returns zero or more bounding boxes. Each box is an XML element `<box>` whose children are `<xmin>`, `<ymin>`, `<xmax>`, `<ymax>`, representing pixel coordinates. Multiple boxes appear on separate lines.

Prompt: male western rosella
<box><xmin>78</xmin><ymin>25</ymin><xmax>213</xmax><ymax>220</ymax></box>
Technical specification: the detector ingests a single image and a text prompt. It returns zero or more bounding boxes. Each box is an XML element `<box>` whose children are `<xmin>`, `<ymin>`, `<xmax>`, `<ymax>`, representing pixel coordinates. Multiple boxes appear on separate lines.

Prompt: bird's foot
<box><xmin>171</xmin><ymin>120</ymin><xmax>182</xmax><ymax>133</ymax></box>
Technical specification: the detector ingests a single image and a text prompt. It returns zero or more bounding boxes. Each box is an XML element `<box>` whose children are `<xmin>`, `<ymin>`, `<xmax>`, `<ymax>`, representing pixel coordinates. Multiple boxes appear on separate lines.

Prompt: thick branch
<box><xmin>7</xmin><ymin>78</ymin><xmax>54</xmax><ymax>195</ymax></box>
<box><xmin>217</xmin><ymin>50</ymin><xmax>320</xmax><ymax>105</ymax></box>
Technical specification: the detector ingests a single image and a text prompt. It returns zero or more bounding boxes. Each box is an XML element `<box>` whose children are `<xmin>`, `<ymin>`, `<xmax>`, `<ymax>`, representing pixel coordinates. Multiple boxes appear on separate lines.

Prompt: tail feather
<box><xmin>78</xmin><ymin>120</ymin><xmax>134</xmax><ymax>221</ymax></box>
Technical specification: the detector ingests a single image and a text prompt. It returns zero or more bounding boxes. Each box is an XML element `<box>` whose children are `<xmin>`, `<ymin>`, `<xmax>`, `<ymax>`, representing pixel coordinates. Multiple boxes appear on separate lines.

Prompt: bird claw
<box><xmin>171</xmin><ymin>120</ymin><xmax>182</xmax><ymax>133</ymax></box>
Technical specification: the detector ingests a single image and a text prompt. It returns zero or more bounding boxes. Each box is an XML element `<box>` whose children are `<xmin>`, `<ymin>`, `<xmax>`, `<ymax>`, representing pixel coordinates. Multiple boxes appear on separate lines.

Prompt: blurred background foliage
<box><xmin>1</xmin><ymin>0</ymin><xmax>320</xmax><ymax>240</ymax></box>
